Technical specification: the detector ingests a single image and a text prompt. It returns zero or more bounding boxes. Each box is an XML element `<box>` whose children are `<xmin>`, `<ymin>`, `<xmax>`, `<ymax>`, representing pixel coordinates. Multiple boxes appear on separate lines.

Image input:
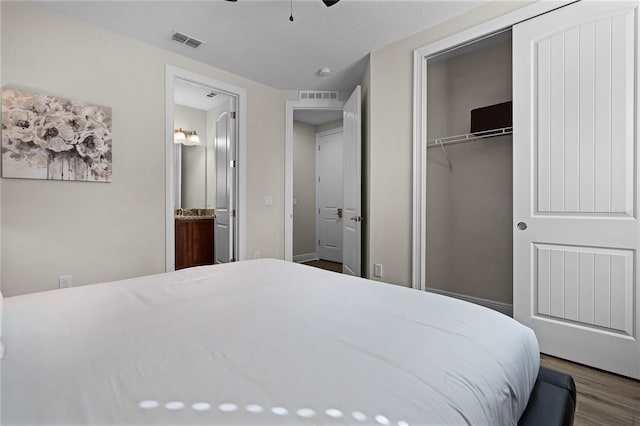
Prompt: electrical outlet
<box><xmin>59</xmin><ymin>275</ymin><xmax>73</xmax><ymax>289</ymax></box>
<box><xmin>373</xmin><ymin>263</ymin><xmax>383</xmax><ymax>278</ymax></box>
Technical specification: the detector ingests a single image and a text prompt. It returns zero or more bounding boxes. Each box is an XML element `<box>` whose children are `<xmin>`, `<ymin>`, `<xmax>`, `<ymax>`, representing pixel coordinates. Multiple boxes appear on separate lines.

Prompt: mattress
<box><xmin>1</xmin><ymin>259</ymin><xmax>539</xmax><ymax>425</ymax></box>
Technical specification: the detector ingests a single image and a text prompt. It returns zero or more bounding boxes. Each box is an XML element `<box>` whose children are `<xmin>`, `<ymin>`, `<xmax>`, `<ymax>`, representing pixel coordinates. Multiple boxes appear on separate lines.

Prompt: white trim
<box><xmin>293</xmin><ymin>253</ymin><xmax>319</xmax><ymax>263</ymax></box>
<box><xmin>412</xmin><ymin>48</ymin><xmax>428</xmax><ymax>292</ymax></box>
<box><xmin>411</xmin><ymin>1</ymin><xmax>573</xmax><ymax>290</ymax></box>
<box><xmin>174</xmin><ymin>144</ymin><xmax>182</xmax><ymax>208</ymax></box>
<box><xmin>426</xmin><ymin>288</ymin><xmax>513</xmax><ymax>317</ymax></box>
<box><xmin>165</xmin><ymin>65</ymin><xmax>247</xmax><ymax>271</ymax></box>
<box><xmin>285</xmin><ymin>100</ymin><xmax>345</xmax><ymax>261</ymax></box>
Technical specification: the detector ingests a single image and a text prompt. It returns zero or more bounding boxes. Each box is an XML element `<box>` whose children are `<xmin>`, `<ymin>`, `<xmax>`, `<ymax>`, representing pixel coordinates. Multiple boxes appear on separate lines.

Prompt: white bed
<box><xmin>1</xmin><ymin>259</ymin><xmax>539</xmax><ymax>425</ymax></box>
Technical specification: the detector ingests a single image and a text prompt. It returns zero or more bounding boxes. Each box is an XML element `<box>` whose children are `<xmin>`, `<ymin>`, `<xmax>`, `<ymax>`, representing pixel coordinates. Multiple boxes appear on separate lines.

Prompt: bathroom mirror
<box><xmin>173</xmin><ymin>78</ymin><xmax>231</xmax><ymax>209</ymax></box>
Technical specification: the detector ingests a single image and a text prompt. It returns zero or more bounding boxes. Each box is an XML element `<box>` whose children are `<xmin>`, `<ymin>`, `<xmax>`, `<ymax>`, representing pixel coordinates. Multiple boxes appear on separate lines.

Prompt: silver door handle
<box><xmin>517</xmin><ymin>222</ymin><xmax>527</xmax><ymax>230</ymax></box>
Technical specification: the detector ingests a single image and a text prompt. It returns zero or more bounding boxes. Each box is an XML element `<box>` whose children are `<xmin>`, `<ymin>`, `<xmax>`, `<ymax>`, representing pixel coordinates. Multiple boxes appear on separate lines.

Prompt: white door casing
<box><xmin>285</xmin><ymin>100</ymin><xmax>345</xmax><ymax>262</ymax></box>
<box><xmin>316</xmin><ymin>129</ymin><xmax>344</xmax><ymax>263</ymax></box>
<box><xmin>412</xmin><ymin>2</ymin><xmax>572</xmax><ymax>291</ymax></box>
<box><xmin>513</xmin><ymin>1</ymin><xmax>640</xmax><ymax>378</ymax></box>
<box><xmin>229</xmin><ymin>98</ymin><xmax>238</xmax><ymax>261</ymax></box>
<box><xmin>165</xmin><ymin>65</ymin><xmax>247</xmax><ymax>270</ymax></box>
<box><xmin>342</xmin><ymin>86</ymin><xmax>362</xmax><ymax>276</ymax></box>
<box><xmin>214</xmin><ymin>98</ymin><xmax>235</xmax><ymax>263</ymax></box>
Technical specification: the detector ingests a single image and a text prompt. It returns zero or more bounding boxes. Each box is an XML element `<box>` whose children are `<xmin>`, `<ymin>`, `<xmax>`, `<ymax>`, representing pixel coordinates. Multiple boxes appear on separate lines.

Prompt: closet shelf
<box><xmin>426</xmin><ymin>126</ymin><xmax>513</xmax><ymax>148</ymax></box>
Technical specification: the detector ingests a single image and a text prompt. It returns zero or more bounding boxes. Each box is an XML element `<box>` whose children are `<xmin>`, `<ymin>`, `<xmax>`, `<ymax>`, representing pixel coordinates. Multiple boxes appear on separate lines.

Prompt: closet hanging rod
<box><xmin>426</xmin><ymin>126</ymin><xmax>513</xmax><ymax>148</ymax></box>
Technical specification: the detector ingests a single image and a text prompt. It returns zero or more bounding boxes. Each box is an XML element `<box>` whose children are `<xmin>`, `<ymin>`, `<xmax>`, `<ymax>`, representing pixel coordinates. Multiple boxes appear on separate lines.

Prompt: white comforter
<box><xmin>2</xmin><ymin>259</ymin><xmax>539</xmax><ymax>425</ymax></box>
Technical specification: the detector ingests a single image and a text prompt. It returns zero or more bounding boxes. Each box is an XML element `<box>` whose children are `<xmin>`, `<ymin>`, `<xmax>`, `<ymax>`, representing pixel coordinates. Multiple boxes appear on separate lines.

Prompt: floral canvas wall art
<box><xmin>1</xmin><ymin>88</ymin><xmax>112</xmax><ymax>182</ymax></box>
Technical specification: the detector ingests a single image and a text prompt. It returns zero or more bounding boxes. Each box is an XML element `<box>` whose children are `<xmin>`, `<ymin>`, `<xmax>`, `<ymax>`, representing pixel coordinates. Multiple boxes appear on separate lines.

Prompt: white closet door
<box><xmin>513</xmin><ymin>1</ymin><xmax>639</xmax><ymax>378</ymax></box>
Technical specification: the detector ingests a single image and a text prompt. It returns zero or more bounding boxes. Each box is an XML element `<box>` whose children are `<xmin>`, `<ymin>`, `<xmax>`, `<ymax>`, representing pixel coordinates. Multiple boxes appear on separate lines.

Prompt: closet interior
<box><xmin>426</xmin><ymin>30</ymin><xmax>513</xmax><ymax>309</ymax></box>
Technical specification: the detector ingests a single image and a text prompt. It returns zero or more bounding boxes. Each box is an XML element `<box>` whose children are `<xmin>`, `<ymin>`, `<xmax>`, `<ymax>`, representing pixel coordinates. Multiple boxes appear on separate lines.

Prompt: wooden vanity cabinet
<box><xmin>175</xmin><ymin>218</ymin><xmax>215</xmax><ymax>270</ymax></box>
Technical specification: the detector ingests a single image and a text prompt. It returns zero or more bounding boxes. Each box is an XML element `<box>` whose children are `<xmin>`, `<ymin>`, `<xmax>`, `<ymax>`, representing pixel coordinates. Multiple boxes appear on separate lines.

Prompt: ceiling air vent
<box><xmin>206</xmin><ymin>92</ymin><xmax>218</xmax><ymax>98</ymax></box>
<box><xmin>171</xmin><ymin>31</ymin><xmax>204</xmax><ymax>48</ymax></box>
<box><xmin>299</xmin><ymin>90</ymin><xmax>339</xmax><ymax>101</ymax></box>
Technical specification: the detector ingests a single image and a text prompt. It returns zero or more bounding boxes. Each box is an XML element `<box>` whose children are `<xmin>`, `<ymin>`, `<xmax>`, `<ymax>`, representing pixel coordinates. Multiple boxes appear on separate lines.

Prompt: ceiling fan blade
<box><xmin>322</xmin><ymin>0</ymin><xmax>340</xmax><ymax>7</ymax></box>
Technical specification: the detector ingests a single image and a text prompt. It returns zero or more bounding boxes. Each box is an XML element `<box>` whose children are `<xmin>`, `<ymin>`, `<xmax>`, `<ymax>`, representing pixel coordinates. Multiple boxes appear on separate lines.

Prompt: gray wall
<box><xmin>316</xmin><ymin>120</ymin><xmax>342</xmax><ymax>133</ymax></box>
<box><xmin>1</xmin><ymin>2</ymin><xmax>289</xmax><ymax>296</ymax></box>
<box><xmin>293</xmin><ymin>121</ymin><xmax>317</xmax><ymax>257</ymax></box>
<box><xmin>175</xmin><ymin>104</ymin><xmax>207</xmax><ymax>208</ymax></box>
<box><xmin>425</xmin><ymin>59</ymin><xmax>453</xmax><ymax>291</ymax></box>
<box><xmin>426</xmin><ymin>35</ymin><xmax>513</xmax><ymax>304</ymax></box>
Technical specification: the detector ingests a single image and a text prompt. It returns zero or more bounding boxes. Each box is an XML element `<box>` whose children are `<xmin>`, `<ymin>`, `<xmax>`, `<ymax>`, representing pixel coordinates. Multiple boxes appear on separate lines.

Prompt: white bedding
<box><xmin>2</xmin><ymin>259</ymin><xmax>539</xmax><ymax>425</ymax></box>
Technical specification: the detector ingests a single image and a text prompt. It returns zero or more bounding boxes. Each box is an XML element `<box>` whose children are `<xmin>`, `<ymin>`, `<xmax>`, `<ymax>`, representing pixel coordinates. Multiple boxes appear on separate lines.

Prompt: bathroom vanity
<box><xmin>175</xmin><ymin>209</ymin><xmax>215</xmax><ymax>270</ymax></box>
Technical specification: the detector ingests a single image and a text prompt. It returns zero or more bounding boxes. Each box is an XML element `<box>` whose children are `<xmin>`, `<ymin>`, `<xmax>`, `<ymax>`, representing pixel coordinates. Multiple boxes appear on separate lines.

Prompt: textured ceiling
<box><xmin>34</xmin><ymin>0</ymin><xmax>487</xmax><ymax>91</ymax></box>
<box><xmin>174</xmin><ymin>78</ymin><xmax>231</xmax><ymax>111</ymax></box>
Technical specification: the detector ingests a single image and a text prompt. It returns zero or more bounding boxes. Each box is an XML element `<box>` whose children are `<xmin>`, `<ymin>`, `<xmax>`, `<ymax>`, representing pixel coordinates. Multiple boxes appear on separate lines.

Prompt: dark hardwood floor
<box><xmin>540</xmin><ymin>354</ymin><xmax>640</xmax><ymax>425</ymax></box>
<box><xmin>301</xmin><ymin>259</ymin><xmax>343</xmax><ymax>273</ymax></box>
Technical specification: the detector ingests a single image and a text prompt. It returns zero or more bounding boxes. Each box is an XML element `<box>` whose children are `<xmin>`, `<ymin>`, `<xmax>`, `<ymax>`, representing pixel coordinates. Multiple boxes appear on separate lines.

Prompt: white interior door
<box><xmin>214</xmin><ymin>99</ymin><xmax>235</xmax><ymax>263</ymax></box>
<box><xmin>316</xmin><ymin>130</ymin><xmax>344</xmax><ymax>263</ymax></box>
<box><xmin>513</xmin><ymin>1</ymin><xmax>640</xmax><ymax>378</ymax></box>
<box><xmin>342</xmin><ymin>86</ymin><xmax>362</xmax><ymax>276</ymax></box>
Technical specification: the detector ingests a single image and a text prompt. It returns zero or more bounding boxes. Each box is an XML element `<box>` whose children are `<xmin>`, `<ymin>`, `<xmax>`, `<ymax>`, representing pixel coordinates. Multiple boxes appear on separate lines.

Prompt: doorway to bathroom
<box><xmin>165</xmin><ymin>66</ymin><xmax>247</xmax><ymax>271</ymax></box>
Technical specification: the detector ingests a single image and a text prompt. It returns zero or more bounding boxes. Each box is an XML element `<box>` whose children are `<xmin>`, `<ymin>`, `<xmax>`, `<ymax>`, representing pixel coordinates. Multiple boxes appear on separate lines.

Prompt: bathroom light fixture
<box><xmin>187</xmin><ymin>131</ymin><xmax>200</xmax><ymax>145</ymax></box>
<box><xmin>174</xmin><ymin>128</ymin><xmax>187</xmax><ymax>144</ymax></box>
<box><xmin>174</xmin><ymin>128</ymin><xmax>201</xmax><ymax>146</ymax></box>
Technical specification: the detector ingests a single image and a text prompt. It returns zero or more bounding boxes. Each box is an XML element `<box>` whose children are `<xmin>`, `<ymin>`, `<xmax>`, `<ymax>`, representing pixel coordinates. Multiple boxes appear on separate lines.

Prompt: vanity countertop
<box><xmin>175</xmin><ymin>215</ymin><xmax>214</xmax><ymax>221</ymax></box>
<box><xmin>175</xmin><ymin>208</ymin><xmax>215</xmax><ymax>220</ymax></box>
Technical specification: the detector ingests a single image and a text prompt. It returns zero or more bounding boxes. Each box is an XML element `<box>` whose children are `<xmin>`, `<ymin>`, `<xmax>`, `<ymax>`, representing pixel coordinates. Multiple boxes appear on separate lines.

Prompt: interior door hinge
<box><xmin>318</xmin><ymin>177</ymin><xmax>320</xmax><ymax>182</ymax></box>
<box><xmin>318</xmin><ymin>208</ymin><xmax>320</xmax><ymax>214</ymax></box>
<box><xmin>232</xmin><ymin>210</ymin><xmax>236</xmax><ymax>218</ymax></box>
<box><xmin>230</xmin><ymin>111</ymin><xmax>236</xmax><ymax>119</ymax></box>
<box><xmin>318</xmin><ymin>239</ymin><xmax>320</xmax><ymax>245</ymax></box>
<box><xmin>230</xmin><ymin>160</ymin><xmax>237</xmax><ymax>168</ymax></box>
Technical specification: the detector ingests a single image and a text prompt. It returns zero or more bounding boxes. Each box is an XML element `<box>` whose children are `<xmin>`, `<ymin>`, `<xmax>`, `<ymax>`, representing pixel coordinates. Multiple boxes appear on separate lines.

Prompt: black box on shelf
<box><xmin>470</xmin><ymin>101</ymin><xmax>512</xmax><ymax>133</ymax></box>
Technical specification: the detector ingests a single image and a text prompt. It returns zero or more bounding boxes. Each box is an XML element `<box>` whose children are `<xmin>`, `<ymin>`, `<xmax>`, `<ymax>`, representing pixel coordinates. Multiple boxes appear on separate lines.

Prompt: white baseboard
<box><xmin>293</xmin><ymin>253</ymin><xmax>318</xmax><ymax>263</ymax></box>
<box><xmin>426</xmin><ymin>288</ymin><xmax>513</xmax><ymax>317</ymax></box>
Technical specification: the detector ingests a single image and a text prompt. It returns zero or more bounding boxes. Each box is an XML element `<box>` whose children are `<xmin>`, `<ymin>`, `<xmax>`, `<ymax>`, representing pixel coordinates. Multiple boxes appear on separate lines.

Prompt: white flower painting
<box><xmin>1</xmin><ymin>88</ymin><xmax>112</xmax><ymax>182</ymax></box>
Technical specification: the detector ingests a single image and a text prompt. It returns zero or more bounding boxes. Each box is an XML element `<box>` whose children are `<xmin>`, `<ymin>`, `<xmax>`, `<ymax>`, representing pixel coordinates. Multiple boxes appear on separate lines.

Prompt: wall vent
<box><xmin>206</xmin><ymin>92</ymin><xmax>218</xmax><ymax>98</ymax></box>
<box><xmin>171</xmin><ymin>31</ymin><xmax>204</xmax><ymax>48</ymax></box>
<box><xmin>299</xmin><ymin>90</ymin><xmax>339</xmax><ymax>101</ymax></box>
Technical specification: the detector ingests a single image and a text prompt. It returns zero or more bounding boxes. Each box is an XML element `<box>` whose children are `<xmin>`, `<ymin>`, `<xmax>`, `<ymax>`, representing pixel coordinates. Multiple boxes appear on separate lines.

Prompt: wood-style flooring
<box><xmin>540</xmin><ymin>354</ymin><xmax>640</xmax><ymax>425</ymax></box>
<box><xmin>301</xmin><ymin>259</ymin><xmax>343</xmax><ymax>273</ymax></box>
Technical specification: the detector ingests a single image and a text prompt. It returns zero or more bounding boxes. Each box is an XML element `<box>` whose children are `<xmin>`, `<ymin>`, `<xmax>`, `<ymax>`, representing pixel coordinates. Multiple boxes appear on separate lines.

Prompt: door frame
<box><xmin>315</xmin><ymin>127</ymin><xmax>345</xmax><ymax>263</ymax></box>
<box><xmin>411</xmin><ymin>1</ymin><xmax>572</xmax><ymax>290</ymax></box>
<box><xmin>165</xmin><ymin>65</ymin><xmax>247</xmax><ymax>271</ymax></box>
<box><xmin>285</xmin><ymin>100</ymin><xmax>345</xmax><ymax>261</ymax></box>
